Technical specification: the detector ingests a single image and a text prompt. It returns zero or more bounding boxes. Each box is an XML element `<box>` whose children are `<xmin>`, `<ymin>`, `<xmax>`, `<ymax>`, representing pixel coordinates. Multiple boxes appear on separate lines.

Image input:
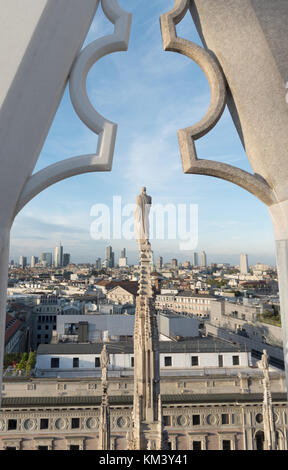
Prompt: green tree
<box><xmin>3</xmin><ymin>353</ymin><xmax>22</xmax><ymax>369</ymax></box>
<box><xmin>25</xmin><ymin>351</ymin><xmax>36</xmax><ymax>375</ymax></box>
<box><xmin>16</xmin><ymin>352</ymin><xmax>28</xmax><ymax>371</ymax></box>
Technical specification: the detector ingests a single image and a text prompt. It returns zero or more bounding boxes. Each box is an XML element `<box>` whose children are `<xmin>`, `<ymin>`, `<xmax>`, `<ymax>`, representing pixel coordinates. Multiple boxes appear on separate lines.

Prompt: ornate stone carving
<box><xmin>98</xmin><ymin>343</ymin><xmax>110</xmax><ymax>449</ymax></box>
<box><xmin>15</xmin><ymin>0</ymin><xmax>132</xmax><ymax>214</ymax></box>
<box><xmin>0</xmin><ymin>400</ymin><xmax>287</xmax><ymax>450</ymax></box>
<box><xmin>207</xmin><ymin>414</ymin><xmax>218</xmax><ymax>426</ymax></box>
<box><xmin>117</xmin><ymin>416</ymin><xmax>127</xmax><ymax>428</ymax></box>
<box><xmin>258</xmin><ymin>350</ymin><xmax>277</xmax><ymax>450</ymax></box>
<box><xmin>160</xmin><ymin>0</ymin><xmax>276</xmax><ymax>206</ymax></box>
<box><xmin>131</xmin><ymin>188</ymin><xmax>166</xmax><ymax>450</ymax></box>
<box><xmin>86</xmin><ymin>417</ymin><xmax>99</xmax><ymax>430</ymax></box>
<box><xmin>177</xmin><ymin>415</ymin><xmax>188</xmax><ymax>427</ymax></box>
<box><xmin>23</xmin><ymin>419</ymin><xmax>36</xmax><ymax>431</ymax></box>
<box><xmin>55</xmin><ymin>418</ymin><xmax>67</xmax><ymax>431</ymax></box>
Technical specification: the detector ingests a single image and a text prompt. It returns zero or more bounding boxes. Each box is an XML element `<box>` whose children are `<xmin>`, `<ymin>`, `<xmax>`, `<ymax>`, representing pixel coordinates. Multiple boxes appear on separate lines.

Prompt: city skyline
<box><xmin>9</xmin><ymin>0</ymin><xmax>276</xmax><ymax>267</ymax></box>
<box><xmin>11</xmin><ymin>244</ymin><xmax>276</xmax><ymax>269</ymax></box>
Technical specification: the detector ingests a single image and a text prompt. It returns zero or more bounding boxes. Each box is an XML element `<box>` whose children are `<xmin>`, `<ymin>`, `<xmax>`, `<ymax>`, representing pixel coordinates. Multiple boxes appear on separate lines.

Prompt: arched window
<box><xmin>255</xmin><ymin>431</ymin><xmax>265</xmax><ymax>451</ymax></box>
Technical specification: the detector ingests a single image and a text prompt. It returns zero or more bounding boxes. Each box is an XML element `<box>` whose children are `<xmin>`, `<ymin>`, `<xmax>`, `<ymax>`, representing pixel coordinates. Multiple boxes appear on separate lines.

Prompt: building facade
<box><xmin>106</xmin><ymin>283</ymin><xmax>138</xmax><ymax>306</ymax></box>
<box><xmin>32</xmin><ymin>296</ymin><xmax>84</xmax><ymax>349</ymax></box>
<box><xmin>155</xmin><ymin>292</ymin><xmax>222</xmax><ymax>319</ymax></box>
<box><xmin>34</xmin><ymin>338</ymin><xmax>250</xmax><ymax>378</ymax></box>
<box><xmin>0</xmin><ymin>370</ymin><xmax>287</xmax><ymax>450</ymax></box>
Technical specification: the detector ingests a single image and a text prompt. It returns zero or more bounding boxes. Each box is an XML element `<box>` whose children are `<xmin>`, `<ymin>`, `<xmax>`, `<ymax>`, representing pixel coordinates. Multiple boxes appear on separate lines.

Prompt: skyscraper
<box><xmin>19</xmin><ymin>256</ymin><xmax>27</xmax><ymax>268</ymax></box>
<box><xmin>106</xmin><ymin>245</ymin><xmax>114</xmax><ymax>268</ymax></box>
<box><xmin>156</xmin><ymin>256</ymin><xmax>163</xmax><ymax>270</ymax></box>
<box><xmin>193</xmin><ymin>252</ymin><xmax>198</xmax><ymax>267</ymax></box>
<box><xmin>240</xmin><ymin>253</ymin><xmax>249</xmax><ymax>274</ymax></box>
<box><xmin>40</xmin><ymin>252</ymin><xmax>52</xmax><ymax>267</ymax></box>
<box><xmin>95</xmin><ymin>258</ymin><xmax>102</xmax><ymax>270</ymax></box>
<box><xmin>54</xmin><ymin>242</ymin><xmax>63</xmax><ymax>268</ymax></box>
<box><xmin>63</xmin><ymin>253</ymin><xmax>70</xmax><ymax>267</ymax></box>
<box><xmin>31</xmin><ymin>256</ymin><xmax>38</xmax><ymax>268</ymax></box>
<box><xmin>119</xmin><ymin>248</ymin><xmax>127</xmax><ymax>267</ymax></box>
<box><xmin>201</xmin><ymin>251</ymin><xmax>207</xmax><ymax>268</ymax></box>
<box><xmin>171</xmin><ymin>258</ymin><xmax>178</xmax><ymax>269</ymax></box>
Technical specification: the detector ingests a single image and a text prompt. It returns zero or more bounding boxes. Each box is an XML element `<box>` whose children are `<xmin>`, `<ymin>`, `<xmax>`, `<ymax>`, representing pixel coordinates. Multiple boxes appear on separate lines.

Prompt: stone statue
<box><xmin>100</xmin><ymin>344</ymin><xmax>109</xmax><ymax>382</ymax></box>
<box><xmin>100</xmin><ymin>344</ymin><xmax>109</xmax><ymax>369</ymax></box>
<box><xmin>261</xmin><ymin>350</ymin><xmax>269</xmax><ymax>373</ymax></box>
<box><xmin>134</xmin><ymin>187</ymin><xmax>152</xmax><ymax>243</ymax></box>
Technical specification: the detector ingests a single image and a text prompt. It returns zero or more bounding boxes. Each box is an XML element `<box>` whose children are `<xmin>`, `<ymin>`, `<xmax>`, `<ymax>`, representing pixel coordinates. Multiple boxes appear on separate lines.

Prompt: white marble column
<box><xmin>0</xmin><ymin>228</ymin><xmax>11</xmax><ymax>403</ymax></box>
<box><xmin>269</xmin><ymin>201</ymin><xmax>288</xmax><ymax>392</ymax></box>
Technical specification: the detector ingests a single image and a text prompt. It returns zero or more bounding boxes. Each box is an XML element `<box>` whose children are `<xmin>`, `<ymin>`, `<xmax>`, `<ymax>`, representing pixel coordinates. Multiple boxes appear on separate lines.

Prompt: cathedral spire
<box><xmin>129</xmin><ymin>188</ymin><xmax>166</xmax><ymax>450</ymax></box>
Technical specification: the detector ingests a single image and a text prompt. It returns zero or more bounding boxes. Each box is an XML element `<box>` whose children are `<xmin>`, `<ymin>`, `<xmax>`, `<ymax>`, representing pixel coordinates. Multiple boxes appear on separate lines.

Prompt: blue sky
<box><xmin>10</xmin><ymin>0</ymin><xmax>276</xmax><ymax>267</ymax></box>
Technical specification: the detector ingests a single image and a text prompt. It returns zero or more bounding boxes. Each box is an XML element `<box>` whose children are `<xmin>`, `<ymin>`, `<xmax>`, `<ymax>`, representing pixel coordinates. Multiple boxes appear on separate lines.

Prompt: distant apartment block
<box><xmin>32</xmin><ymin>295</ymin><xmax>84</xmax><ymax>348</ymax></box>
<box><xmin>155</xmin><ymin>291</ymin><xmax>222</xmax><ymax>319</ymax></box>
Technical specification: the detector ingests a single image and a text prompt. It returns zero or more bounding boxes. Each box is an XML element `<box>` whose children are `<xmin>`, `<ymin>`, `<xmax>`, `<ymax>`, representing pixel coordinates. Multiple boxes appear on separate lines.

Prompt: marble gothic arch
<box><xmin>0</xmin><ymin>0</ymin><xmax>132</xmax><ymax>402</ymax></box>
<box><xmin>160</xmin><ymin>0</ymin><xmax>288</xmax><ymax>396</ymax></box>
<box><xmin>1</xmin><ymin>0</ymin><xmax>288</xmax><ymax>444</ymax></box>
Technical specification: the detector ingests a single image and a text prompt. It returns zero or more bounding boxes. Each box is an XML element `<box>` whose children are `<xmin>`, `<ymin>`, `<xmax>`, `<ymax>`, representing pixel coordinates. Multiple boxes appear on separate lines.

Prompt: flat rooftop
<box><xmin>1</xmin><ymin>392</ymin><xmax>287</xmax><ymax>408</ymax></box>
<box><xmin>37</xmin><ymin>336</ymin><xmax>249</xmax><ymax>355</ymax></box>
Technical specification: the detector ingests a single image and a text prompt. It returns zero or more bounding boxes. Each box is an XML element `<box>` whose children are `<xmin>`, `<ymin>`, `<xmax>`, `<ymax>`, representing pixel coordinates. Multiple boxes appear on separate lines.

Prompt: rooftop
<box><xmin>5</xmin><ymin>314</ymin><xmax>24</xmax><ymax>345</ymax></box>
<box><xmin>95</xmin><ymin>280</ymin><xmax>139</xmax><ymax>295</ymax></box>
<box><xmin>157</xmin><ymin>291</ymin><xmax>216</xmax><ymax>299</ymax></box>
<box><xmin>1</xmin><ymin>392</ymin><xmax>286</xmax><ymax>408</ymax></box>
<box><xmin>176</xmin><ymin>291</ymin><xmax>216</xmax><ymax>299</ymax></box>
<box><xmin>37</xmin><ymin>336</ymin><xmax>249</xmax><ymax>355</ymax></box>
